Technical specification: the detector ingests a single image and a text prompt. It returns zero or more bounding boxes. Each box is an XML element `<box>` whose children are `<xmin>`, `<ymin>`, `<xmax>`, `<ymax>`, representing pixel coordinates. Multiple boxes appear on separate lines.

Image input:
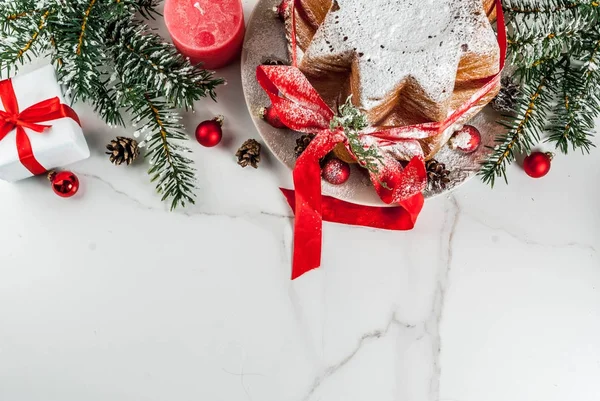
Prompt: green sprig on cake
<box><xmin>329</xmin><ymin>97</ymin><xmax>386</xmax><ymax>177</ymax></box>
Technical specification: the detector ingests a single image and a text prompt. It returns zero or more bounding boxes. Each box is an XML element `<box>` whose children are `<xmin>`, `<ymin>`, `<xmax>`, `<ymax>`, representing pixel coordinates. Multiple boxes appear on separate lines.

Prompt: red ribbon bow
<box><xmin>0</xmin><ymin>77</ymin><xmax>81</xmax><ymax>175</ymax></box>
<box><xmin>258</xmin><ymin>0</ymin><xmax>507</xmax><ymax>280</ymax></box>
<box><xmin>257</xmin><ymin>66</ymin><xmax>432</xmax><ymax>278</ymax></box>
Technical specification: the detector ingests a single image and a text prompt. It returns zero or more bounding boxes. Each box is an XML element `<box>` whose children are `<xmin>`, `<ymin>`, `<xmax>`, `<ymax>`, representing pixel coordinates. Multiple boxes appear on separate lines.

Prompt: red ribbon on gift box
<box><xmin>265</xmin><ymin>0</ymin><xmax>507</xmax><ymax>279</ymax></box>
<box><xmin>0</xmin><ymin>76</ymin><xmax>81</xmax><ymax>176</ymax></box>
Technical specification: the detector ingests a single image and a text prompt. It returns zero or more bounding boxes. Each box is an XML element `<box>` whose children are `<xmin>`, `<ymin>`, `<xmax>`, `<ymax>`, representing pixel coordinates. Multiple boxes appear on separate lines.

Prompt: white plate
<box><xmin>240</xmin><ymin>0</ymin><xmax>505</xmax><ymax>206</ymax></box>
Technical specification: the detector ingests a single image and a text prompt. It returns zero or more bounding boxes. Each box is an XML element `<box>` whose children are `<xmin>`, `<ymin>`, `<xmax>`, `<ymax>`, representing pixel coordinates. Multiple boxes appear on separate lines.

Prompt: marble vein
<box><xmin>301</xmin><ymin>313</ymin><xmax>414</xmax><ymax>401</ymax></box>
<box><xmin>460</xmin><ymin>207</ymin><xmax>597</xmax><ymax>254</ymax></box>
<box><xmin>425</xmin><ymin>195</ymin><xmax>461</xmax><ymax>400</ymax></box>
<box><xmin>80</xmin><ymin>172</ymin><xmax>155</xmax><ymax>211</ymax></box>
<box><xmin>222</xmin><ymin>367</ymin><xmax>266</xmax><ymax>401</ymax></box>
<box><xmin>80</xmin><ymin>172</ymin><xmax>293</xmax><ymax>221</ymax></box>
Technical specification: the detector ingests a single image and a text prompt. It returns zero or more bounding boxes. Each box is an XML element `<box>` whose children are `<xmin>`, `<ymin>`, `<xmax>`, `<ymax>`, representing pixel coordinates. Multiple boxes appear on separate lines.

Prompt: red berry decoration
<box><xmin>524</xmin><ymin>152</ymin><xmax>553</xmax><ymax>178</ymax></box>
<box><xmin>195</xmin><ymin>116</ymin><xmax>224</xmax><ymax>147</ymax></box>
<box><xmin>48</xmin><ymin>171</ymin><xmax>79</xmax><ymax>198</ymax></box>
<box><xmin>322</xmin><ymin>158</ymin><xmax>351</xmax><ymax>185</ymax></box>
<box><xmin>449</xmin><ymin>125</ymin><xmax>481</xmax><ymax>153</ymax></box>
<box><xmin>260</xmin><ymin>105</ymin><xmax>287</xmax><ymax>129</ymax></box>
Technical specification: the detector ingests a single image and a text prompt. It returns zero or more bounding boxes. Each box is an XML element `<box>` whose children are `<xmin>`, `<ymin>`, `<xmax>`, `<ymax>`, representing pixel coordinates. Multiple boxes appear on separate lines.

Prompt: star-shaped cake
<box><xmin>283</xmin><ymin>0</ymin><xmax>500</xmax><ymax>159</ymax></box>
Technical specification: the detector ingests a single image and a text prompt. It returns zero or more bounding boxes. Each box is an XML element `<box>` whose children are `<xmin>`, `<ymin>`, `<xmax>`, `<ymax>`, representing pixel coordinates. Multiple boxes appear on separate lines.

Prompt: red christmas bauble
<box><xmin>322</xmin><ymin>158</ymin><xmax>351</xmax><ymax>185</ymax></box>
<box><xmin>260</xmin><ymin>105</ymin><xmax>287</xmax><ymax>129</ymax></box>
<box><xmin>524</xmin><ymin>152</ymin><xmax>553</xmax><ymax>178</ymax></box>
<box><xmin>449</xmin><ymin>125</ymin><xmax>481</xmax><ymax>153</ymax></box>
<box><xmin>196</xmin><ymin>116</ymin><xmax>224</xmax><ymax>147</ymax></box>
<box><xmin>49</xmin><ymin>171</ymin><xmax>79</xmax><ymax>198</ymax></box>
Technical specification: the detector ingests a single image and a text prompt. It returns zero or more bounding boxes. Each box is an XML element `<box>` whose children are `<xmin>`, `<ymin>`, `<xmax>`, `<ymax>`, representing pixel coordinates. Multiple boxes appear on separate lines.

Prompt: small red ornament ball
<box><xmin>524</xmin><ymin>152</ymin><xmax>553</xmax><ymax>178</ymax></box>
<box><xmin>196</xmin><ymin>116</ymin><xmax>224</xmax><ymax>147</ymax></box>
<box><xmin>260</xmin><ymin>105</ymin><xmax>287</xmax><ymax>129</ymax></box>
<box><xmin>322</xmin><ymin>158</ymin><xmax>351</xmax><ymax>185</ymax></box>
<box><xmin>450</xmin><ymin>125</ymin><xmax>481</xmax><ymax>153</ymax></box>
<box><xmin>48</xmin><ymin>171</ymin><xmax>79</xmax><ymax>198</ymax></box>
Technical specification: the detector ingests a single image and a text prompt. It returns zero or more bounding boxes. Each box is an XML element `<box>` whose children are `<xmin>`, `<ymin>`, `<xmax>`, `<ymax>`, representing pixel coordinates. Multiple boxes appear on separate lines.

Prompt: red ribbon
<box><xmin>0</xmin><ymin>77</ymin><xmax>81</xmax><ymax>175</ymax></box>
<box><xmin>260</xmin><ymin>0</ymin><xmax>507</xmax><ymax>279</ymax></box>
<box><xmin>281</xmin><ymin>188</ymin><xmax>424</xmax><ymax>278</ymax></box>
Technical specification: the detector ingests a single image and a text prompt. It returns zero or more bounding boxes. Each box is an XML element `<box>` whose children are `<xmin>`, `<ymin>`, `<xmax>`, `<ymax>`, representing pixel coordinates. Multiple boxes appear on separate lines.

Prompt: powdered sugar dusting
<box><xmin>451</xmin><ymin>128</ymin><xmax>473</xmax><ymax>148</ymax></box>
<box><xmin>449</xmin><ymin>125</ymin><xmax>481</xmax><ymax>152</ymax></box>
<box><xmin>301</xmin><ymin>0</ymin><xmax>499</xmax><ymax>109</ymax></box>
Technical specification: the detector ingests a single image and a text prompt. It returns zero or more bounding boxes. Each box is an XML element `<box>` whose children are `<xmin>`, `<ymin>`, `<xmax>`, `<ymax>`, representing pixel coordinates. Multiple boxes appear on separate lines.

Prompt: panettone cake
<box><xmin>280</xmin><ymin>0</ymin><xmax>501</xmax><ymax>159</ymax></box>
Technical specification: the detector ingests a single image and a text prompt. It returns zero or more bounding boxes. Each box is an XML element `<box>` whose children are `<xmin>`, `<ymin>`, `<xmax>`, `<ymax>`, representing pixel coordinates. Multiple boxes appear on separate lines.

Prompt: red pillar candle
<box><xmin>164</xmin><ymin>0</ymin><xmax>245</xmax><ymax>69</ymax></box>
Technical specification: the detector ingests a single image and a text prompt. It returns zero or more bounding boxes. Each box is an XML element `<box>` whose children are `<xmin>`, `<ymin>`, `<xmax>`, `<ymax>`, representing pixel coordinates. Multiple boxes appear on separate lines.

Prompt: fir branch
<box><xmin>506</xmin><ymin>6</ymin><xmax>597</xmax><ymax>67</ymax></box>
<box><xmin>52</xmin><ymin>2</ymin><xmax>106</xmax><ymax>103</ymax></box>
<box><xmin>0</xmin><ymin>8</ymin><xmax>51</xmax><ymax>75</ymax></box>
<box><xmin>112</xmin><ymin>80</ymin><xmax>198</xmax><ymax>211</ymax></box>
<box><xmin>129</xmin><ymin>0</ymin><xmax>162</xmax><ymax>20</ymax></box>
<box><xmin>0</xmin><ymin>1</ymin><xmax>40</xmax><ymax>31</ymax></box>
<box><xmin>508</xmin><ymin>22</ymin><xmax>589</xmax><ymax>60</ymax></box>
<box><xmin>76</xmin><ymin>0</ymin><xmax>98</xmax><ymax>56</ymax></box>
<box><xmin>6</xmin><ymin>11</ymin><xmax>34</xmax><ymax>21</ymax></box>
<box><xmin>93</xmin><ymin>82</ymin><xmax>125</xmax><ymax>127</ymax></box>
<box><xmin>480</xmin><ymin>64</ymin><xmax>557</xmax><ymax>186</ymax></box>
<box><xmin>108</xmin><ymin>17</ymin><xmax>223</xmax><ymax>109</ymax></box>
<box><xmin>139</xmin><ymin>93</ymin><xmax>197</xmax><ymax>210</ymax></box>
<box><xmin>547</xmin><ymin>38</ymin><xmax>599</xmax><ymax>153</ymax></box>
<box><xmin>483</xmin><ymin>1</ymin><xmax>598</xmax><ymax>187</ymax></box>
<box><xmin>105</xmin><ymin>13</ymin><xmax>223</xmax><ymax>208</ymax></box>
<box><xmin>15</xmin><ymin>10</ymin><xmax>49</xmax><ymax>61</ymax></box>
<box><xmin>503</xmin><ymin>0</ymin><xmax>599</xmax><ymax>14</ymax></box>
<box><xmin>49</xmin><ymin>34</ymin><xmax>62</xmax><ymax>66</ymax></box>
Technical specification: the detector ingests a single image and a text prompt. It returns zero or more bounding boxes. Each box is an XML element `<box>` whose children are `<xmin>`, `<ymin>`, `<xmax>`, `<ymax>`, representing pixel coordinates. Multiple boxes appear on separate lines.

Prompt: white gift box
<box><xmin>0</xmin><ymin>65</ymin><xmax>89</xmax><ymax>182</ymax></box>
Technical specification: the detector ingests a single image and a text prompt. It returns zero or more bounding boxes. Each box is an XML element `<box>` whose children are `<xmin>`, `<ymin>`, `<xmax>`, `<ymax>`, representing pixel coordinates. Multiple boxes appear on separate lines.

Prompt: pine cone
<box><xmin>106</xmin><ymin>137</ymin><xmax>140</xmax><ymax>166</ymax></box>
<box><xmin>294</xmin><ymin>134</ymin><xmax>314</xmax><ymax>158</ymax></box>
<box><xmin>491</xmin><ymin>76</ymin><xmax>521</xmax><ymax>113</ymax></box>
<box><xmin>426</xmin><ymin>159</ymin><xmax>451</xmax><ymax>189</ymax></box>
<box><xmin>262</xmin><ymin>57</ymin><xmax>288</xmax><ymax>66</ymax></box>
<box><xmin>236</xmin><ymin>139</ymin><xmax>262</xmax><ymax>168</ymax></box>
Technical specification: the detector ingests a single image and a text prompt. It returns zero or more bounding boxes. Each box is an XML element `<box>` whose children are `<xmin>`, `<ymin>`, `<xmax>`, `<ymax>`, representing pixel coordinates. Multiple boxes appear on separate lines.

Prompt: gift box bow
<box><xmin>258</xmin><ymin>0</ymin><xmax>507</xmax><ymax>280</ymax></box>
<box><xmin>0</xmin><ymin>76</ymin><xmax>80</xmax><ymax>175</ymax></box>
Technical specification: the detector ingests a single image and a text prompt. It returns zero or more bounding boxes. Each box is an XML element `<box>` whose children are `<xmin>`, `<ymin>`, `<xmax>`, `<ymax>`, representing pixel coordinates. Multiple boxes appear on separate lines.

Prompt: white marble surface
<box><xmin>1</xmin><ymin>2</ymin><xmax>599</xmax><ymax>400</ymax></box>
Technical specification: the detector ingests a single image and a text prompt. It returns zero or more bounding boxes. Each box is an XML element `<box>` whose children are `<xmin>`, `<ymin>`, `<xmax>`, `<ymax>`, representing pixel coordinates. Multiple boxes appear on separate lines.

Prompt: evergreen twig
<box><xmin>480</xmin><ymin>64</ymin><xmax>557</xmax><ymax>185</ymax></box>
<box><xmin>503</xmin><ymin>0</ymin><xmax>599</xmax><ymax>15</ymax></box>
<box><xmin>330</xmin><ymin>97</ymin><xmax>386</xmax><ymax>176</ymax></box>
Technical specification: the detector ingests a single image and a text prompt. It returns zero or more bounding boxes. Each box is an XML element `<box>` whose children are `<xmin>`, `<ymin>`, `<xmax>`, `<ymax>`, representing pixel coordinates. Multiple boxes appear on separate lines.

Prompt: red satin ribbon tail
<box><xmin>291</xmin><ymin>200</ymin><xmax>322</xmax><ymax>279</ymax></box>
<box><xmin>16</xmin><ymin>127</ymin><xmax>47</xmax><ymax>175</ymax></box>
<box><xmin>282</xmin><ymin>189</ymin><xmax>424</xmax><ymax>230</ymax></box>
<box><xmin>0</xmin><ymin>79</ymin><xmax>19</xmax><ymax>113</ymax></box>
<box><xmin>281</xmin><ymin>188</ymin><xmax>425</xmax><ymax>278</ymax></box>
<box><xmin>290</xmin><ymin>130</ymin><xmax>342</xmax><ymax>279</ymax></box>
